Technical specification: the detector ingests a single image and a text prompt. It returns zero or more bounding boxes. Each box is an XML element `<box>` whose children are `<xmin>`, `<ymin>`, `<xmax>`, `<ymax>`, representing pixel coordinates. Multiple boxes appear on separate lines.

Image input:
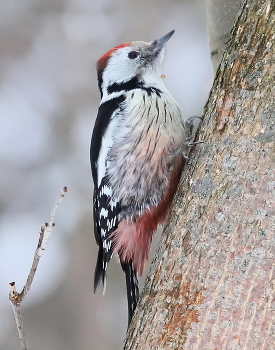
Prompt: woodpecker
<box><xmin>91</xmin><ymin>30</ymin><xmax>193</xmax><ymax>325</ymax></box>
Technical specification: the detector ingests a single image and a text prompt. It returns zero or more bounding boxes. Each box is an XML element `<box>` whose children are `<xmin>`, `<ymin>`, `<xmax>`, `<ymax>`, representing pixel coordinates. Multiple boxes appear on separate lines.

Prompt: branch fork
<box><xmin>9</xmin><ymin>187</ymin><xmax>67</xmax><ymax>350</ymax></box>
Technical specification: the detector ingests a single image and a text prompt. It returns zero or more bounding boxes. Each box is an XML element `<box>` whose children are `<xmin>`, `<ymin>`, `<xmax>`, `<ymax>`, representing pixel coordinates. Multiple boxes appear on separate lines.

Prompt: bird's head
<box><xmin>96</xmin><ymin>30</ymin><xmax>175</xmax><ymax>98</ymax></box>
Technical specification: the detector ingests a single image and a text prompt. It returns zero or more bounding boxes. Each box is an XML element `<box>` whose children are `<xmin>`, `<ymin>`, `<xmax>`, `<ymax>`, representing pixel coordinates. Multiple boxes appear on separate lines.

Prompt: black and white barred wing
<box><xmin>93</xmin><ymin>177</ymin><xmax>120</xmax><ymax>292</ymax></box>
<box><xmin>91</xmin><ymin>98</ymin><xmax>124</xmax><ymax>292</ymax></box>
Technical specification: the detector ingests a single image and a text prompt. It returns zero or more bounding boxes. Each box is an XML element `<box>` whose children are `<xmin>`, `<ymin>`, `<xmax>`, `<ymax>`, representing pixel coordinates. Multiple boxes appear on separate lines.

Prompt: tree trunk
<box><xmin>124</xmin><ymin>1</ymin><xmax>275</xmax><ymax>349</ymax></box>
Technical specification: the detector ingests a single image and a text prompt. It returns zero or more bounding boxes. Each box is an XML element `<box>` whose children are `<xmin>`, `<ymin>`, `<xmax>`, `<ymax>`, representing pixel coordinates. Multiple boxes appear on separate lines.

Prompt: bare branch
<box><xmin>9</xmin><ymin>282</ymin><xmax>28</xmax><ymax>350</ymax></box>
<box><xmin>9</xmin><ymin>186</ymin><xmax>68</xmax><ymax>350</ymax></box>
<box><xmin>21</xmin><ymin>187</ymin><xmax>67</xmax><ymax>299</ymax></box>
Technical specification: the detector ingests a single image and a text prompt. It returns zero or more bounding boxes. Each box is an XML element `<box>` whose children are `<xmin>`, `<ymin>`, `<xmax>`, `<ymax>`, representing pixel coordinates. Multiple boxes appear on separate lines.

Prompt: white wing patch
<box><xmin>97</xmin><ymin>115</ymin><xmax>118</xmax><ymax>187</ymax></box>
<box><xmin>100</xmin><ymin>185</ymin><xmax>112</xmax><ymax>196</ymax></box>
<box><xmin>100</xmin><ymin>208</ymin><xmax>108</xmax><ymax>218</ymax></box>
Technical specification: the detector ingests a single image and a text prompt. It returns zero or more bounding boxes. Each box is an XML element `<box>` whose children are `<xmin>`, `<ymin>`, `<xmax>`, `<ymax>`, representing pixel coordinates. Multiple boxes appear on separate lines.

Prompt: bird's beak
<box><xmin>151</xmin><ymin>30</ymin><xmax>175</xmax><ymax>53</ymax></box>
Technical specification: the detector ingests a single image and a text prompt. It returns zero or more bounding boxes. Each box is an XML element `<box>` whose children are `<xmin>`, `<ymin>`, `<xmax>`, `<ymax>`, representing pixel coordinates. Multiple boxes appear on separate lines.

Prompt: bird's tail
<box><xmin>121</xmin><ymin>260</ymin><xmax>139</xmax><ymax>326</ymax></box>
<box><xmin>94</xmin><ymin>246</ymin><xmax>112</xmax><ymax>294</ymax></box>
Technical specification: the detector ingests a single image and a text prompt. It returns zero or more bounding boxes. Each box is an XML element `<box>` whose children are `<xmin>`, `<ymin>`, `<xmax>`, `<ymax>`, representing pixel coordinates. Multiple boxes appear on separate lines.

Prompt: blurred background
<box><xmin>0</xmin><ymin>0</ymin><xmax>213</xmax><ymax>349</ymax></box>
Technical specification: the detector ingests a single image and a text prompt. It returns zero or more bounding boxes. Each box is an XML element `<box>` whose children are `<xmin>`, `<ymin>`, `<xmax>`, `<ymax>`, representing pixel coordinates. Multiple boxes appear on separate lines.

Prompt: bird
<box><xmin>90</xmin><ymin>30</ymin><xmax>194</xmax><ymax>326</ymax></box>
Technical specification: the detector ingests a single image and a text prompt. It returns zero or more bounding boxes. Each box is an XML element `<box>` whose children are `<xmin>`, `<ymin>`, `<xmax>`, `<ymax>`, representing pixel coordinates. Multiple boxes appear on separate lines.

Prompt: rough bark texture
<box><xmin>124</xmin><ymin>1</ymin><xmax>275</xmax><ymax>349</ymax></box>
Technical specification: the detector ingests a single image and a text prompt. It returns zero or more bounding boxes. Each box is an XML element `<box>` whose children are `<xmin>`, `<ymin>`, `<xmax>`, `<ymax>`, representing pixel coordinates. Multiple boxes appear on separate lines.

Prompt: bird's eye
<box><xmin>128</xmin><ymin>51</ymin><xmax>139</xmax><ymax>59</ymax></box>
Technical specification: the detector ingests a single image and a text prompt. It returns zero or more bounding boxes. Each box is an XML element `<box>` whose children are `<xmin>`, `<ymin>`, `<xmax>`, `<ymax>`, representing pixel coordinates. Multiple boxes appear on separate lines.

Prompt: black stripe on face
<box><xmin>107</xmin><ymin>76</ymin><xmax>140</xmax><ymax>94</ymax></box>
<box><xmin>107</xmin><ymin>76</ymin><xmax>162</xmax><ymax>97</ymax></box>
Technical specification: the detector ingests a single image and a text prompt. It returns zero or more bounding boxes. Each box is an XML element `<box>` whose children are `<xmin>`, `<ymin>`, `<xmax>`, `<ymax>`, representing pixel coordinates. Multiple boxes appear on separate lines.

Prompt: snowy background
<box><xmin>0</xmin><ymin>0</ymin><xmax>213</xmax><ymax>349</ymax></box>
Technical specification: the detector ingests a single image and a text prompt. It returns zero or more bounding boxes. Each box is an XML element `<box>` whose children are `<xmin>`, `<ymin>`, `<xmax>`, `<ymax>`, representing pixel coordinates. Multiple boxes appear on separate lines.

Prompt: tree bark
<box><xmin>124</xmin><ymin>0</ymin><xmax>275</xmax><ymax>349</ymax></box>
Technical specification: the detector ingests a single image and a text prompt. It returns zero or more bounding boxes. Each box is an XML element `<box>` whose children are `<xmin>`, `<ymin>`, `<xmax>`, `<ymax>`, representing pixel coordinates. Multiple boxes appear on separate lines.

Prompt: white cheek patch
<box><xmin>103</xmin><ymin>47</ymin><xmax>136</xmax><ymax>87</ymax></box>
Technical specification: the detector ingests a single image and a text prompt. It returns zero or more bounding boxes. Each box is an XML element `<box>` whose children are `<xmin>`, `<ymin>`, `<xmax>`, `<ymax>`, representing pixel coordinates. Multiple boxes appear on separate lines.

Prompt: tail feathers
<box><xmin>94</xmin><ymin>247</ymin><xmax>111</xmax><ymax>294</ymax></box>
<box><xmin>94</xmin><ymin>247</ymin><xmax>104</xmax><ymax>292</ymax></box>
<box><xmin>121</xmin><ymin>261</ymin><xmax>139</xmax><ymax>326</ymax></box>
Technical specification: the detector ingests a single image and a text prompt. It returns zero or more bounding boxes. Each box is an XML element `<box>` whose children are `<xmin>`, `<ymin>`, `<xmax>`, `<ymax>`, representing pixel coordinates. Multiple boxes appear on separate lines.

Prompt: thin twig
<box><xmin>9</xmin><ymin>186</ymin><xmax>68</xmax><ymax>350</ymax></box>
<box><xmin>21</xmin><ymin>187</ymin><xmax>67</xmax><ymax>299</ymax></box>
<box><xmin>9</xmin><ymin>282</ymin><xmax>28</xmax><ymax>350</ymax></box>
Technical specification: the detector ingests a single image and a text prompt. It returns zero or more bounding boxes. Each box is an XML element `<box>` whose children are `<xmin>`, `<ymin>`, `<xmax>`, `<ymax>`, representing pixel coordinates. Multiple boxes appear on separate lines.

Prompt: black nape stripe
<box><xmin>107</xmin><ymin>76</ymin><xmax>162</xmax><ymax>97</ymax></box>
<box><xmin>97</xmin><ymin>69</ymin><xmax>104</xmax><ymax>98</ymax></box>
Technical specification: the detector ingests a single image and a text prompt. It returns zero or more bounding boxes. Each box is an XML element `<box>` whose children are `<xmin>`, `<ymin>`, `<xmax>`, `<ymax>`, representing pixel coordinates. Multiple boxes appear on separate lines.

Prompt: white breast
<box><xmin>106</xmin><ymin>88</ymin><xmax>186</xmax><ymax>215</ymax></box>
